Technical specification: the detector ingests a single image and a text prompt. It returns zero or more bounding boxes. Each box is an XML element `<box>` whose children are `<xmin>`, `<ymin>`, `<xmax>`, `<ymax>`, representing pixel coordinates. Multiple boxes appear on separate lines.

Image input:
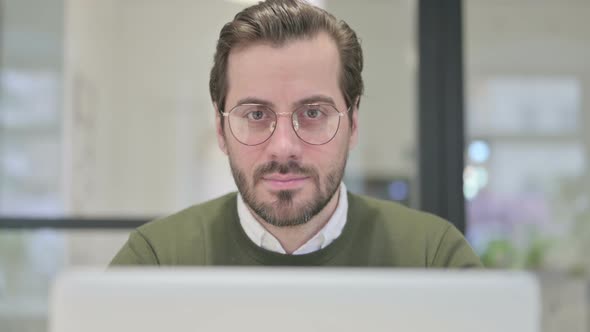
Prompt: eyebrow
<box><xmin>293</xmin><ymin>95</ymin><xmax>336</xmax><ymax>107</ymax></box>
<box><xmin>234</xmin><ymin>97</ymin><xmax>276</xmax><ymax>108</ymax></box>
<box><xmin>233</xmin><ymin>94</ymin><xmax>336</xmax><ymax>109</ymax></box>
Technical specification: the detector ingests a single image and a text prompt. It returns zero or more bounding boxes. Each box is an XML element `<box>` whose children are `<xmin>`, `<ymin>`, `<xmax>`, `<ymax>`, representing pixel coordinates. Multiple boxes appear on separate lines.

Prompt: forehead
<box><xmin>225</xmin><ymin>32</ymin><xmax>342</xmax><ymax>107</ymax></box>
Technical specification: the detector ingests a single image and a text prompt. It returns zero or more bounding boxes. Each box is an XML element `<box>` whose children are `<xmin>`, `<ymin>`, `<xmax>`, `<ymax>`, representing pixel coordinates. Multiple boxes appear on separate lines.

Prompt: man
<box><xmin>111</xmin><ymin>0</ymin><xmax>482</xmax><ymax>267</ymax></box>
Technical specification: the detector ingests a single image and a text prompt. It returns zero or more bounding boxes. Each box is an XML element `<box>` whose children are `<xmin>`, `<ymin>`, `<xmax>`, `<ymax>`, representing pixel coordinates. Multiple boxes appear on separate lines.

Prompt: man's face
<box><xmin>216</xmin><ymin>32</ymin><xmax>358</xmax><ymax>227</ymax></box>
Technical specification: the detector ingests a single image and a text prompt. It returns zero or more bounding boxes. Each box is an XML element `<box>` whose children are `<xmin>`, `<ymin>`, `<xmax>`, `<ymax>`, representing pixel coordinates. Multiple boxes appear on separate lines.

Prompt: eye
<box><xmin>247</xmin><ymin>110</ymin><xmax>265</xmax><ymax>121</ymax></box>
<box><xmin>301</xmin><ymin>106</ymin><xmax>326</xmax><ymax>119</ymax></box>
<box><xmin>305</xmin><ymin>108</ymin><xmax>321</xmax><ymax>118</ymax></box>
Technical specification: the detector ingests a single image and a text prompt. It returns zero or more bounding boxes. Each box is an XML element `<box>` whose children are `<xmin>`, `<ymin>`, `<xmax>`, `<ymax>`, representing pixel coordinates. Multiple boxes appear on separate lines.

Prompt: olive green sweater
<box><xmin>110</xmin><ymin>192</ymin><xmax>482</xmax><ymax>267</ymax></box>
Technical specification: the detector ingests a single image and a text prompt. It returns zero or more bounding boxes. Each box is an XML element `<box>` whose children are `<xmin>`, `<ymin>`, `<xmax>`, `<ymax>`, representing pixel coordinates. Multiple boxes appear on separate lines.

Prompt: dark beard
<box><xmin>230</xmin><ymin>159</ymin><xmax>345</xmax><ymax>227</ymax></box>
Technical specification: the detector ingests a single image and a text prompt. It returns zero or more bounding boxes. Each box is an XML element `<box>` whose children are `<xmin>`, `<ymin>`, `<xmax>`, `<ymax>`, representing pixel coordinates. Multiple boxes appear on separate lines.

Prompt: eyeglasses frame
<box><xmin>220</xmin><ymin>103</ymin><xmax>352</xmax><ymax>146</ymax></box>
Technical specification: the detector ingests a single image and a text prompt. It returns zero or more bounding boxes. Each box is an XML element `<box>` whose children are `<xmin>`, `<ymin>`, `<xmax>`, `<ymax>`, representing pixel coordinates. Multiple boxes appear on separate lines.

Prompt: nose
<box><xmin>265</xmin><ymin>113</ymin><xmax>303</xmax><ymax>161</ymax></box>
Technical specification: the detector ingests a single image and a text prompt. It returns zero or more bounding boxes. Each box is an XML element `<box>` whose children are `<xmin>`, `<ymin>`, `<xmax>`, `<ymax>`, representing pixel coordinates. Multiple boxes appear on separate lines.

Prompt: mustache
<box><xmin>253</xmin><ymin>160</ymin><xmax>317</xmax><ymax>184</ymax></box>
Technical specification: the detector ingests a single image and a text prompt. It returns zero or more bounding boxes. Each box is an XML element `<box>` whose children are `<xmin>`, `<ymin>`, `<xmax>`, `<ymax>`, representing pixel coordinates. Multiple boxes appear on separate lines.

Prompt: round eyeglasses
<box><xmin>221</xmin><ymin>103</ymin><xmax>350</xmax><ymax>146</ymax></box>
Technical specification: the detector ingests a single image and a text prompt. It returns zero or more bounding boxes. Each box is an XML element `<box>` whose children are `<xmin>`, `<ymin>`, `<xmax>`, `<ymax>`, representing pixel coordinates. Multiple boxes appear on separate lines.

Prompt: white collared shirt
<box><xmin>237</xmin><ymin>183</ymin><xmax>348</xmax><ymax>255</ymax></box>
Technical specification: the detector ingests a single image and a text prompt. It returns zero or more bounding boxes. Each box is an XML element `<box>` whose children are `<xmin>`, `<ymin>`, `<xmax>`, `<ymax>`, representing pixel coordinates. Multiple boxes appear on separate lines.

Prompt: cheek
<box><xmin>328</xmin><ymin>131</ymin><xmax>351</xmax><ymax>155</ymax></box>
<box><xmin>307</xmin><ymin>144</ymin><xmax>348</xmax><ymax>169</ymax></box>
<box><xmin>227</xmin><ymin>144</ymin><xmax>264</xmax><ymax>173</ymax></box>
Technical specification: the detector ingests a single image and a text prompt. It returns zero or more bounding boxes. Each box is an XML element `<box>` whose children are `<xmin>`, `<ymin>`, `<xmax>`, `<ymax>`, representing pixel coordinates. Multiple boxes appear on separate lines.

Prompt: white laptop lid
<box><xmin>49</xmin><ymin>268</ymin><xmax>540</xmax><ymax>332</ymax></box>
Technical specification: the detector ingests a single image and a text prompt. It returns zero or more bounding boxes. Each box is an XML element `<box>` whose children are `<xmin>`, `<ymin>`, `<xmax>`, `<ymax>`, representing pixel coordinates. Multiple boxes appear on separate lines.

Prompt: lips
<box><xmin>263</xmin><ymin>175</ymin><xmax>309</xmax><ymax>182</ymax></box>
<box><xmin>261</xmin><ymin>174</ymin><xmax>310</xmax><ymax>190</ymax></box>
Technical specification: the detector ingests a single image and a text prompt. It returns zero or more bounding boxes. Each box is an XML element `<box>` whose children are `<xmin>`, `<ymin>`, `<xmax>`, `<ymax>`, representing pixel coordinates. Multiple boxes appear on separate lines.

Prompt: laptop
<box><xmin>49</xmin><ymin>268</ymin><xmax>540</xmax><ymax>332</ymax></box>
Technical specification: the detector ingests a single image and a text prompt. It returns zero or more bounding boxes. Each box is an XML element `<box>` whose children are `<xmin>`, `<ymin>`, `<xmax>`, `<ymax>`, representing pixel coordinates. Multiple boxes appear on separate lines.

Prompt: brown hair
<box><xmin>209</xmin><ymin>0</ymin><xmax>364</xmax><ymax>119</ymax></box>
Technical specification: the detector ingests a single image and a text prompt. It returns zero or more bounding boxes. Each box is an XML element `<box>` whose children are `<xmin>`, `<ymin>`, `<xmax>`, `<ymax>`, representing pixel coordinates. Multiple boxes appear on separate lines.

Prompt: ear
<box><xmin>348</xmin><ymin>98</ymin><xmax>359</xmax><ymax>150</ymax></box>
<box><xmin>214</xmin><ymin>103</ymin><xmax>228</xmax><ymax>155</ymax></box>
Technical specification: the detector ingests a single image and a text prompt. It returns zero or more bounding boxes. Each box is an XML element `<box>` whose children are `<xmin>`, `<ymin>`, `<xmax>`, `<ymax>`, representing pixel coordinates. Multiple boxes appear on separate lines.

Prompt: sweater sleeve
<box><xmin>109</xmin><ymin>230</ymin><xmax>160</xmax><ymax>266</ymax></box>
<box><xmin>430</xmin><ymin>225</ymin><xmax>483</xmax><ymax>268</ymax></box>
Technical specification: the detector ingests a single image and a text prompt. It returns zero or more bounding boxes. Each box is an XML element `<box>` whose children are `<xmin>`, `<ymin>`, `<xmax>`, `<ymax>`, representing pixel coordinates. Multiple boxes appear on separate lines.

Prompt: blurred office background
<box><xmin>0</xmin><ymin>0</ymin><xmax>589</xmax><ymax>331</ymax></box>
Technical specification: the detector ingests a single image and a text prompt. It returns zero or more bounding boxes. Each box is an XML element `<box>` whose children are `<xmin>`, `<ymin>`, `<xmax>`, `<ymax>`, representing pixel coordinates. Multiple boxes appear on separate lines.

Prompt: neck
<box><xmin>251</xmin><ymin>187</ymin><xmax>341</xmax><ymax>254</ymax></box>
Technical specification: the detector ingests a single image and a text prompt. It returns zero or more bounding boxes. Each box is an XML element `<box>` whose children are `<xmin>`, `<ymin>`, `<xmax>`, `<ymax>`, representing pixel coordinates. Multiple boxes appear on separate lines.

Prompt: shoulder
<box><xmin>137</xmin><ymin>192</ymin><xmax>238</xmax><ymax>239</ymax></box>
<box><xmin>137</xmin><ymin>192</ymin><xmax>237</xmax><ymax>244</ymax></box>
<box><xmin>347</xmin><ymin>192</ymin><xmax>482</xmax><ymax>268</ymax></box>
<box><xmin>111</xmin><ymin>193</ymin><xmax>238</xmax><ymax>266</ymax></box>
<box><xmin>348</xmin><ymin>192</ymin><xmax>452</xmax><ymax>235</ymax></box>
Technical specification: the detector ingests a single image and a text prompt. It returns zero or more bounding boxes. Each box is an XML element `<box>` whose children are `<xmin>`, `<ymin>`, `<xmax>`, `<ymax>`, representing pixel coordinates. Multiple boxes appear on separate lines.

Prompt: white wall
<box><xmin>64</xmin><ymin>0</ymin><xmax>245</xmax><ymax>216</ymax></box>
<box><xmin>327</xmin><ymin>0</ymin><xmax>417</xmax><ymax>179</ymax></box>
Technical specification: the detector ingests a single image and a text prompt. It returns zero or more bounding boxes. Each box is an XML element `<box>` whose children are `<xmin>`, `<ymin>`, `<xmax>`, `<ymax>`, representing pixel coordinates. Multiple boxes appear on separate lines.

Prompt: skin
<box><xmin>215</xmin><ymin>32</ymin><xmax>359</xmax><ymax>254</ymax></box>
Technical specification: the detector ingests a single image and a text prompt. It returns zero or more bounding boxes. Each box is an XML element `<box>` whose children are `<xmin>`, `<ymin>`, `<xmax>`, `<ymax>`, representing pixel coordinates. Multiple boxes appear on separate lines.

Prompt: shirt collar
<box><xmin>237</xmin><ymin>183</ymin><xmax>348</xmax><ymax>255</ymax></box>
